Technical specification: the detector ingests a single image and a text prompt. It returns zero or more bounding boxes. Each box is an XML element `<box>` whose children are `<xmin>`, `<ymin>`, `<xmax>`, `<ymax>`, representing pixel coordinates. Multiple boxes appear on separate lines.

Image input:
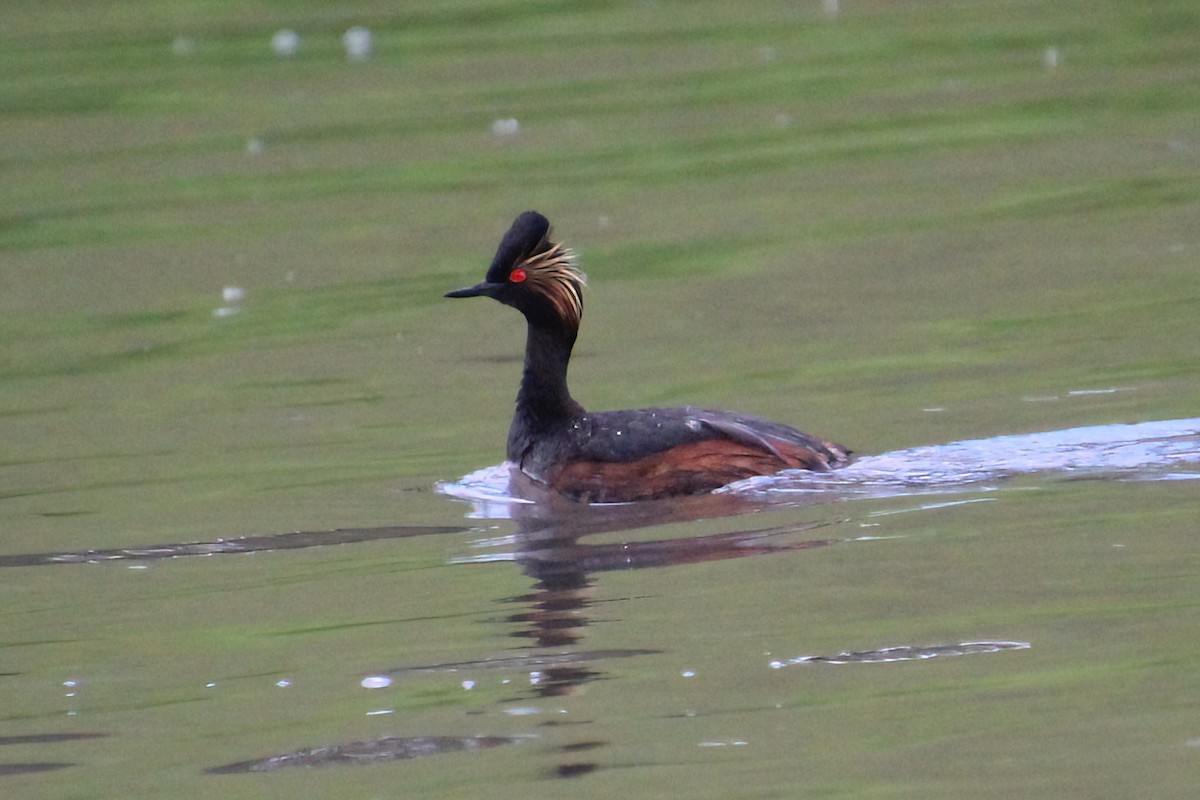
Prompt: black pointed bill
<box><xmin>445</xmin><ymin>281</ymin><xmax>504</xmax><ymax>299</ymax></box>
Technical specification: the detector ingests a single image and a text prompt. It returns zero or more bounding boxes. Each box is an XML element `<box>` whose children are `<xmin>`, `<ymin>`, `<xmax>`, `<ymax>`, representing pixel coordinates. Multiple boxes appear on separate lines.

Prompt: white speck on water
<box><xmin>503</xmin><ymin>706</ymin><xmax>540</xmax><ymax>716</ymax></box>
<box><xmin>63</xmin><ymin>680</ymin><xmax>78</xmax><ymax>688</ymax></box>
<box><xmin>366</xmin><ymin>708</ymin><xmax>394</xmax><ymax>716</ymax></box>
<box><xmin>461</xmin><ymin>680</ymin><xmax>476</xmax><ymax>690</ymax></box>
<box><xmin>360</xmin><ymin>675</ymin><xmax>392</xmax><ymax>689</ymax></box>
<box><xmin>275</xmin><ymin>679</ymin><xmax>292</xmax><ymax>688</ymax></box>
<box><xmin>492</xmin><ymin>118</ymin><xmax>520</xmax><ymax>137</ymax></box>
<box><xmin>271</xmin><ymin>29</ymin><xmax>301</xmax><ymax>57</ymax></box>
<box><xmin>681</xmin><ymin>670</ymin><xmax>696</xmax><ymax>678</ymax></box>
<box><xmin>869</xmin><ymin>497</ymin><xmax>994</xmax><ymax>517</ymax></box>
<box><xmin>1067</xmin><ymin>387</ymin><xmax>1132</xmax><ymax>396</ymax></box>
<box><xmin>205</xmin><ymin>682</ymin><xmax>217</xmax><ymax>689</ymax></box>
<box><xmin>344</xmin><ymin>26</ymin><xmax>372</xmax><ymax>61</ymax></box>
<box><xmin>214</xmin><ymin>286</ymin><xmax>245</xmax><ymax>318</ymax></box>
<box><xmin>922</xmin><ymin>407</ymin><xmax>946</xmax><ymax>413</ymax></box>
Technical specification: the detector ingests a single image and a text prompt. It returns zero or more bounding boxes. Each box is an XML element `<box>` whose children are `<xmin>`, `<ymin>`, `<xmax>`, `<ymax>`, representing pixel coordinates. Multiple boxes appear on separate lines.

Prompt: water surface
<box><xmin>3</xmin><ymin>2</ymin><xmax>1199</xmax><ymax>798</ymax></box>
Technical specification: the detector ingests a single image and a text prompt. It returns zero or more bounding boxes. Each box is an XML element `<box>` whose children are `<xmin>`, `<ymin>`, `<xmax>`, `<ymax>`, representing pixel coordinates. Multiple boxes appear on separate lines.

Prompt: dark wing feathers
<box><xmin>542</xmin><ymin>406</ymin><xmax>850</xmax><ymax>502</ymax></box>
<box><xmin>573</xmin><ymin>406</ymin><xmax>849</xmax><ymax>468</ymax></box>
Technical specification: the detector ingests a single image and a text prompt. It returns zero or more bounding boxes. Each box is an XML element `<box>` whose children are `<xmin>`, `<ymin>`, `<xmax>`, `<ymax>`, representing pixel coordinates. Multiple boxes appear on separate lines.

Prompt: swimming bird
<box><xmin>446</xmin><ymin>211</ymin><xmax>850</xmax><ymax>502</ymax></box>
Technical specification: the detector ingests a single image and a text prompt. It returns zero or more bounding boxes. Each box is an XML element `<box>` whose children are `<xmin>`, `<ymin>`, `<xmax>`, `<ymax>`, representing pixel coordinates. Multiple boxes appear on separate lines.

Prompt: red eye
<box><xmin>509</xmin><ymin>268</ymin><xmax>527</xmax><ymax>283</ymax></box>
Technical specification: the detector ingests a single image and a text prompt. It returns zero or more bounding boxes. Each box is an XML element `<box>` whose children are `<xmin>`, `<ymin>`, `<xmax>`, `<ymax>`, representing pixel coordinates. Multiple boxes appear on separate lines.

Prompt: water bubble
<box><xmin>360</xmin><ymin>675</ymin><xmax>392</xmax><ymax>689</ymax></box>
<box><xmin>214</xmin><ymin>285</ymin><xmax>245</xmax><ymax>318</ymax></box>
<box><xmin>271</xmin><ymin>29</ymin><xmax>301</xmax><ymax>57</ymax></box>
<box><xmin>344</xmin><ymin>27</ymin><xmax>372</xmax><ymax>62</ymax></box>
<box><xmin>275</xmin><ymin>679</ymin><xmax>292</xmax><ymax>688</ymax></box>
<box><xmin>491</xmin><ymin>118</ymin><xmax>520</xmax><ymax>137</ymax></box>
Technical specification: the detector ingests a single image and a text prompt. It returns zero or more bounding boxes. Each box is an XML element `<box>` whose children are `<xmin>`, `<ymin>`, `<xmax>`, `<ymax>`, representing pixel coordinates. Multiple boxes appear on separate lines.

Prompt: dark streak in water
<box><xmin>0</xmin><ymin>763</ymin><xmax>73</xmax><ymax>776</ymax></box>
<box><xmin>206</xmin><ymin>735</ymin><xmax>523</xmax><ymax>773</ymax></box>
<box><xmin>0</xmin><ymin>525</ymin><xmax>467</xmax><ymax>568</ymax></box>
<box><xmin>0</xmin><ymin>734</ymin><xmax>109</xmax><ymax>779</ymax></box>
<box><xmin>0</xmin><ymin>733</ymin><xmax>108</xmax><ymax>746</ymax></box>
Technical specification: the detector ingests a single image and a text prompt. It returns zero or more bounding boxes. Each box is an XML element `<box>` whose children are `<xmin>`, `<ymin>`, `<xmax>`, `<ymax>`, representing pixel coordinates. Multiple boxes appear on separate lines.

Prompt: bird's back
<box><xmin>516</xmin><ymin>405</ymin><xmax>851</xmax><ymax>503</ymax></box>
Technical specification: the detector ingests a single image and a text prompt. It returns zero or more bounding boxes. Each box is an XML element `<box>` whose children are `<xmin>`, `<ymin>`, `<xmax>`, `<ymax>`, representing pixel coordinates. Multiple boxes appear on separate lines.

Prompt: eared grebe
<box><xmin>446</xmin><ymin>211</ymin><xmax>850</xmax><ymax>502</ymax></box>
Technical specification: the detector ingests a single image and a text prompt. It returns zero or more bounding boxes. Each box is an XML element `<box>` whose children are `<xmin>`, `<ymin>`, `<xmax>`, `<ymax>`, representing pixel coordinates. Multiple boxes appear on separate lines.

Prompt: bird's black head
<box><xmin>445</xmin><ymin>211</ymin><xmax>586</xmax><ymax>330</ymax></box>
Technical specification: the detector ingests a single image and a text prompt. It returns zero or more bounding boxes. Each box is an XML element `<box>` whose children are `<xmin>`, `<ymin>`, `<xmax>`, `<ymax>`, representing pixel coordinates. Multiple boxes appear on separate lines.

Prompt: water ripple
<box><xmin>439</xmin><ymin>418</ymin><xmax>1200</xmax><ymax>510</ymax></box>
<box><xmin>736</xmin><ymin>417</ymin><xmax>1200</xmax><ymax>496</ymax></box>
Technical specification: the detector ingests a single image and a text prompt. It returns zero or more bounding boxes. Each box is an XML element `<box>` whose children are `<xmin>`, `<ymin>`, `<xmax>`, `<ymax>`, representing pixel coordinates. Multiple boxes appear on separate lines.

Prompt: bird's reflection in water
<box><xmin>432</xmin><ymin>467</ymin><xmax>841</xmax><ymax>776</ymax></box>
<box><xmin>482</xmin><ymin>467</ymin><xmax>836</xmax><ymax>658</ymax></box>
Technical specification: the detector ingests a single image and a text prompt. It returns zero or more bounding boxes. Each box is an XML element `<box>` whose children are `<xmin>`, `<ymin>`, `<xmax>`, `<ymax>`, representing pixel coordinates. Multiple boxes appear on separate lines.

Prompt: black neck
<box><xmin>507</xmin><ymin>321</ymin><xmax>583</xmax><ymax>460</ymax></box>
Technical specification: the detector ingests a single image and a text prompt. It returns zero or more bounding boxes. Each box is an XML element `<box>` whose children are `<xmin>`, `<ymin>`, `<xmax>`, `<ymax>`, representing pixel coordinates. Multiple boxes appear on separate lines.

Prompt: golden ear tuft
<box><xmin>518</xmin><ymin>244</ymin><xmax>586</xmax><ymax>327</ymax></box>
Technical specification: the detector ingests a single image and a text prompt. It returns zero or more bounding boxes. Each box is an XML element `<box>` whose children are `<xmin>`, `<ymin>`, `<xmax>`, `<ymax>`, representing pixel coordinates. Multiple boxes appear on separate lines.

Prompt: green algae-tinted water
<box><xmin>2</xmin><ymin>1</ymin><xmax>1199</xmax><ymax>797</ymax></box>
